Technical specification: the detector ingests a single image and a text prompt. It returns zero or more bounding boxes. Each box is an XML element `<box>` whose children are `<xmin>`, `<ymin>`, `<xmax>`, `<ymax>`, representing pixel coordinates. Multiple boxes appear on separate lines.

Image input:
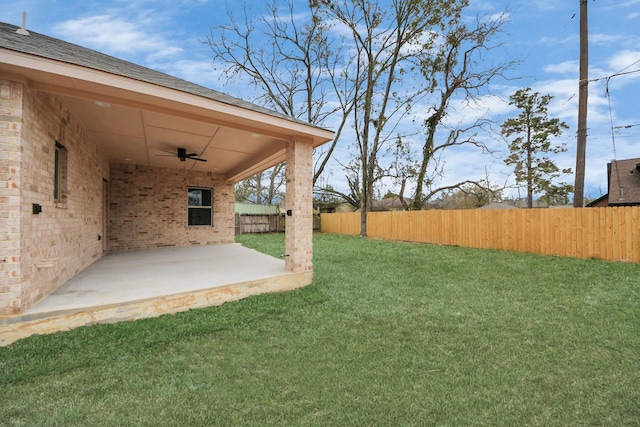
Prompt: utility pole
<box><xmin>574</xmin><ymin>0</ymin><xmax>588</xmax><ymax>207</ymax></box>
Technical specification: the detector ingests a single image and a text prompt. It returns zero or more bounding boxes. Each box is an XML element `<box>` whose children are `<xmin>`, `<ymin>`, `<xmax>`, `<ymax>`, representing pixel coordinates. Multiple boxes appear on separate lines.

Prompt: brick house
<box><xmin>0</xmin><ymin>22</ymin><xmax>333</xmax><ymax>315</ymax></box>
<box><xmin>586</xmin><ymin>158</ymin><xmax>640</xmax><ymax>207</ymax></box>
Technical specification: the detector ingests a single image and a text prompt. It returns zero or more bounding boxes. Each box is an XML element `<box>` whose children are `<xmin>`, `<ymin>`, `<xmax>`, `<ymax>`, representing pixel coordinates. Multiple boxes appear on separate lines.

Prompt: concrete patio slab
<box><xmin>0</xmin><ymin>244</ymin><xmax>312</xmax><ymax>346</ymax></box>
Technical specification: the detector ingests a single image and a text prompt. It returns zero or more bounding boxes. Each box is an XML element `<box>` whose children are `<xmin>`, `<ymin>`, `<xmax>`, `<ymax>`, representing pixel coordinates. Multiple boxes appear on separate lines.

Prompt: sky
<box><xmin>1</xmin><ymin>0</ymin><xmax>639</xmax><ymax>202</ymax></box>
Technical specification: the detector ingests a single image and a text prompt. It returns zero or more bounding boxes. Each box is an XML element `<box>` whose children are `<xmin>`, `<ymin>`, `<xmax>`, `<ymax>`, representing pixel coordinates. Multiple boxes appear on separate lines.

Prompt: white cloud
<box><xmin>543</xmin><ymin>60</ymin><xmax>577</xmax><ymax>75</ymax></box>
<box><xmin>155</xmin><ymin>58</ymin><xmax>223</xmax><ymax>89</ymax></box>
<box><xmin>530</xmin><ymin>0</ymin><xmax>565</xmax><ymax>11</ymax></box>
<box><xmin>468</xmin><ymin>0</ymin><xmax>500</xmax><ymax>13</ymax></box>
<box><xmin>608</xmin><ymin>50</ymin><xmax>640</xmax><ymax>75</ymax></box>
<box><xmin>45</xmin><ymin>3</ymin><xmax>243</xmax><ymax>92</ymax></box>
<box><xmin>440</xmin><ymin>94</ymin><xmax>511</xmax><ymax>130</ymax></box>
<box><xmin>602</xmin><ymin>0</ymin><xmax>640</xmax><ymax>10</ymax></box>
<box><xmin>53</xmin><ymin>14</ymin><xmax>183</xmax><ymax>60</ymax></box>
<box><xmin>538</xmin><ymin>35</ymin><xmax>578</xmax><ymax>46</ymax></box>
<box><xmin>591</xmin><ymin>33</ymin><xmax>624</xmax><ymax>45</ymax></box>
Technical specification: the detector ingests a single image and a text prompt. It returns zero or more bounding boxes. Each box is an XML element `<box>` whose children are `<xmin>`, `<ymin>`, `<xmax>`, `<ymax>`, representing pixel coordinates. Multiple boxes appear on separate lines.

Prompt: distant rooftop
<box><xmin>608</xmin><ymin>158</ymin><xmax>640</xmax><ymax>205</ymax></box>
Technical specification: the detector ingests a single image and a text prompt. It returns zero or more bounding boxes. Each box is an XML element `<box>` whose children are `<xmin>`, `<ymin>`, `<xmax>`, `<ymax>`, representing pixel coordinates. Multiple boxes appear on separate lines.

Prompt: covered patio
<box><xmin>1</xmin><ymin>20</ymin><xmax>334</xmax><ymax>342</ymax></box>
<box><xmin>0</xmin><ymin>244</ymin><xmax>302</xmax><ymax>346</ymax></box>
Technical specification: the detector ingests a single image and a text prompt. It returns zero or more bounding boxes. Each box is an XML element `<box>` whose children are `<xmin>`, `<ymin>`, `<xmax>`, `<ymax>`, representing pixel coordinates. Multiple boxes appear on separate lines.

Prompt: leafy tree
<box><xmin>538</xmin><ymin>184</ymin><xmax>573</xmax><ymax>206</ymax></box>
<box><xmin>428</xmin><ymin>182</ymin><xmax>502</xmax><ymax>209</ymax></box>
<box><xmin>317</xmin><ymin>6</ymin><xmax>516</xmax><ymax>214</ymax></box>
<box><xmin>410</xmin><ymin>12</ymin><xmax>516</xmax><ymax>209</ymax></box>
<box><xmin>501</xmin><ymin>88</ymin><xmax>573</xmax><ymax>208</ymax></box>
<box><xmin>386</xmin><ymin>136</ymin><xmax>418</xmax><ymax>210</ymax></box>
<box><xmin>311</xmin><ymin>0</ymin><xmax>467</xmax><ymax>235</ymax></box>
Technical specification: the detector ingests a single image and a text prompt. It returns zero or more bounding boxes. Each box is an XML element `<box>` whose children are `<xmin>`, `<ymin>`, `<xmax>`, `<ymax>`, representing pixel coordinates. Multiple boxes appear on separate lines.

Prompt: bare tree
<box><xmin>206</xmin><ymin>0</ymin><xmax>353</xmax><ymax>188</ymax></box>
<box><xmin>209</xmin><ymin>1</ymin><xmax>516</xmax><ymax>234</ymax></box>
<box><xmin>429</xmin><ymin>181</ymin><xmax>503</xmax><ymax>209</ymax></box>
<box><xmin>234</xmin><ymin>163</ymin><xmax>285</xmax><ymax>205</ymax></box>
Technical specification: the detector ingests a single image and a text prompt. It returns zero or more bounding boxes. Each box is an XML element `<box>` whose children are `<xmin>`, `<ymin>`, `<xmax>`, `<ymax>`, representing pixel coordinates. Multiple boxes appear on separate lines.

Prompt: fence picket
<box><xmin>321</xmin><ymin>206</ymin><xmax>640</xmax><ymax>263</ymax></box>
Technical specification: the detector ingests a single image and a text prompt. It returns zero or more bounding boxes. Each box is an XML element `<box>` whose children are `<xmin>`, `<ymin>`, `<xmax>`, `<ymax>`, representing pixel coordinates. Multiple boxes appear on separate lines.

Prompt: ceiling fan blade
<box><xmin>154</xmin><ymin>148</ymin><xmax>206</xmax><ymax>162</ymax></box>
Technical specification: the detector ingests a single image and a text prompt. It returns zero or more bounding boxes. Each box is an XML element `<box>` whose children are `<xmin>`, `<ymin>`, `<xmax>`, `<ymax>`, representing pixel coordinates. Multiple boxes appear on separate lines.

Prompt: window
<box><xmin>188</xmin><ymin>187</ymin><xmax>213</xmax><ymax>226</ymax></box>
<box><xmin>54</xmin><ymin>141</ymin><xmax>68</xmax><ymax>203</ymax></box>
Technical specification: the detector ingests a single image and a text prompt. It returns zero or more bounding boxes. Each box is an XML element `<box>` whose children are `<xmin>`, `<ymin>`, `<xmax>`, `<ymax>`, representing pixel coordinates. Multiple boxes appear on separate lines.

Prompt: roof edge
<box><xmin>0</xmin><ymin>22</ymin><xmax>334</xmax><ymax>141</ymax></box>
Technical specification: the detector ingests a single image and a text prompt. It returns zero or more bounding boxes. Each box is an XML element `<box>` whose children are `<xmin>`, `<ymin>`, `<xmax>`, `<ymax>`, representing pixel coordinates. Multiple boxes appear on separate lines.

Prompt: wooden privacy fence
<box><xmin>320</xmin><ymin>207</ymin><xmax>640</xmax><ymax>263</ymax></box>
<box><xmin>235</xmin><ymin>213</ymin><xmax>284</xmax><ymax>235</ymax></box>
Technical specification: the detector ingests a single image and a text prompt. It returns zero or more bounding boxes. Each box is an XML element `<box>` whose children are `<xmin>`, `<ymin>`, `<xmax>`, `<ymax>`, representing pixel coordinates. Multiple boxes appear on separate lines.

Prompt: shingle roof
<box><xmin>0</xmin><ymin>21</ymin><xmax>314</xmax><ymax>127</ymax></box>
<box><xmin>608</xmin><ymin>158</ymin><xmax>640</xmax><ymax>205</ymax></box>
<box><xmin>371</xmin><ymin>196</ymin><xmax>411</xmax><ymax>211</ymax></box>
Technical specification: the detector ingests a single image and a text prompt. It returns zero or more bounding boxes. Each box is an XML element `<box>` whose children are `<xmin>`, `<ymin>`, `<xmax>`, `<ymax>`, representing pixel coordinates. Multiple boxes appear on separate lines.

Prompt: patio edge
<box><xmin>0</xmin><ymin>271</ymin><xmax>312</xmax><ymax>346</ymax></box>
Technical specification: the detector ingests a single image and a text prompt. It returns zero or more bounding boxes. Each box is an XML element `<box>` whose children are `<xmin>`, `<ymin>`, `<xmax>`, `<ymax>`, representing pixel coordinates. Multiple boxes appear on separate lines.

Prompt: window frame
<box><xmin>54</xmin><ymin>141</ymin><xmax>68</xmax><ymax>204</ymax></box>
<box><xmin>187</xmin><ymin>187</ymin><xmax>213</xmax><ymax>226</ymax></box>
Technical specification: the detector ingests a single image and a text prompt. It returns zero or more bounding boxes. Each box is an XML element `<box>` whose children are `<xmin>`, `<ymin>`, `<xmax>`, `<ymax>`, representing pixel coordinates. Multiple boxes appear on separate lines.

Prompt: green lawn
<box><xmin>1</xmin><ymin>233</ymin><xmax>639</xmax><ymax>426</ymax></box>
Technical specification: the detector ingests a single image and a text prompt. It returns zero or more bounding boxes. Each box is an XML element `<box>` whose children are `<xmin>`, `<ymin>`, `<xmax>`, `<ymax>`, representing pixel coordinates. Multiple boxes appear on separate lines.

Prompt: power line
<box><xmin>605</xmin><ymin>76</ymin><xmax>623</xmax><ymax>199</ymax></box>
<box><xmin>613</xmin><ymin>132</ymin><xmax>640</xmax><ymax>137</ymax></box>
<box><xmin>614</xmin><ymin>58</ymin><xmax>640</xmax><ymax>74</ymax></box>
<box><xmin>563</xmin><ymin>67</ymin><xmax>640</xmax><ymax>104</ymax></box>
<box><xmin>613</xmin><ymin>123</ymin><xmax>640</xmax><ymax>130</ymax></box>
<box><xmin>589</xmin><ymin>68</ymin><xmax>640</xmax><ymax>84</ymax></box>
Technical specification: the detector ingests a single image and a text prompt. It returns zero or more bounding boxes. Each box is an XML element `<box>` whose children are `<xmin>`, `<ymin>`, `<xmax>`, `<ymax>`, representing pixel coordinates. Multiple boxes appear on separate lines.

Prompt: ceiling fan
<box><xmin>158</xmin><ymin>147</ymin><xmax>207</xmax><ymax>162</ymax></box>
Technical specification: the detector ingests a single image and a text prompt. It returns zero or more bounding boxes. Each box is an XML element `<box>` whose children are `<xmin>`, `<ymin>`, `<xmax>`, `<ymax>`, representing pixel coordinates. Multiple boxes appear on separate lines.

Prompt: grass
<box><xmin>1</xmin><ymin>233</ymin><xmax>639</xmax><ymax>426</ymax></box>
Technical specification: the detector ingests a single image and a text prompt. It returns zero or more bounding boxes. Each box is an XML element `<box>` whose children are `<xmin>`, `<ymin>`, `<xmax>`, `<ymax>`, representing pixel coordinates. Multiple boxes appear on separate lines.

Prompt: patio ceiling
<box><xmin>1</xmin><ymin>46</ymin><xmax>334</xmax><ymax>183</ymax></box>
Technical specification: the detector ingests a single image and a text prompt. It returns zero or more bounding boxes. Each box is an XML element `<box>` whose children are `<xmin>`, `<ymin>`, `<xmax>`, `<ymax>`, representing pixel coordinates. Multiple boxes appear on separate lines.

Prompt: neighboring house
<box><xmin>315</xmin><ymin>202</ymin><xmax>356</xmax><ymax>213</ymax></box>
<box><xmin>0</xmin><ymin>21</ymin><xmax>333</xmax><ymax>315</ymax></box>
<box><xmin>334</xmin><ymin>203</ymin><xmax>357</xmax><ymax>213</ymax></box>
<box><xmin>510</xmin><ymin>199</ymin><xmax>551</xmax><ymax>208</ymax></box>
<box><xmin>586</xmin><ymin>158</ymin><xmax>640</xmax><ymax>207</ymax></box>
<box><xmin>484</xmin><ymin>199</ymin><xmax>572</xmax><ymax>209</ymax></box>
<box><xmin>477</xmin><ymin>202</ymin><xmax>518</xmax><ymax>210</ymax></box>
<box><xmin>371</xmin><ymin>196</ymin><xmax>412</xmax><ymax>211</ymax></box>
<box><xmin>586</xmin><ymin>194</ymin><xmax>609</xmax><ymax>207</ymax></box>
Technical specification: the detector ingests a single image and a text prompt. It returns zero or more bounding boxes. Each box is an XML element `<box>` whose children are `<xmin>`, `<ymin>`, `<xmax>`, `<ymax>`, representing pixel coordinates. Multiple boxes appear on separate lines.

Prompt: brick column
<box><xmin>285</xmin><ymin>140</ymin><xmax>313</xmax><ymax>273</ymax></box>
<box><xmin>0</xmin><ymin>80</ymin><xmax>23</xmax><ymax>314</ymax></box>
